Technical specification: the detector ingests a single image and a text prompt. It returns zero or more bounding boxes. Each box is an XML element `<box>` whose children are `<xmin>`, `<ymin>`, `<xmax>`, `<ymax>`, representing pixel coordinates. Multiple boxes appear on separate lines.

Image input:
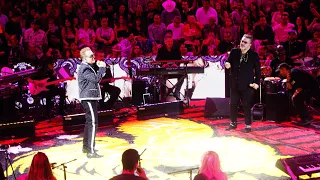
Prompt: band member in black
<box><xmin>277</xmin><ymin>63</ymin><xmax>320</xmax><ymax>126</ymax></box>
<box><xmin>99</xmin><ymin>67</ymin><xmax>121</xmax><ymax>110</ymax></box>
<box><xmin>78</xmin><ymin>47</ymin><xmax>106</xmax><ymax>158</ymax></box>
<box><xmin>156</xmin><ymin>37</ymin><xmax>184</xmax><ymax>101</ymax></box>
<box><xmin>270</xmin><ymin>45</ymin><xmax>292</xmax><ymax>77</ymax></box>
<box><xmin>28</xmin><ymin>59</ymin><xmax>66</xmax><ymax>118</ymax></box>
<box><xmin>225</xmin><ymin>34</ymin><xmax>261</xmax><ymax>133</ymax></box>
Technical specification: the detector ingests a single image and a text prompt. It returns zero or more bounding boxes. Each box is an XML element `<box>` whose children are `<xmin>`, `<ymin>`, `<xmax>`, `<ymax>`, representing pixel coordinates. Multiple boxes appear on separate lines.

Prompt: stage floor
<box><xmin>1</xmin><ymin>100</ymin><xmax>320</xmax><ymax>180</ymax></box>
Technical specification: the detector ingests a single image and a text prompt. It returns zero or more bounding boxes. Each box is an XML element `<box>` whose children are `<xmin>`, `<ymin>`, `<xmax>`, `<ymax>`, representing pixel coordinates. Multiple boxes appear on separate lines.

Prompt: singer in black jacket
<box><xmin>225</xmin><ymin>34</ymin><xmax>261</xmax><ymax>133</ymax></box>
<box><xmin>78</xmin><ymin>47</ymin><xmax>106</xmax><ymax>158</ymax></box>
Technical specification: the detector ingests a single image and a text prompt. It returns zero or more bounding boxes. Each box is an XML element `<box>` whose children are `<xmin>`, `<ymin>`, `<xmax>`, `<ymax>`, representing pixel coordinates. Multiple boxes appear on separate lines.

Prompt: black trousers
<box><xmin>160</xmin><ymin>75</ymin><xmax>184</xmax><ymax>101</ymax></box>
<box><xmin>230</xmin><ymin>88</ymin><xmax>253</xmax><ymax>125</ymax></box>
<box><xmin>81</xmin><ymin>100</ymin><xmax>98</xmax><ymax>153</ymax></box>
<box><xmin>100</xmin><ymin>83</ymin><xmax>121</xmax><ymax>109</ymax></box>
<box><xmin>292</xmin><ymin>90</ymin><xmax>312</xmax><ymax>121</ymax></box>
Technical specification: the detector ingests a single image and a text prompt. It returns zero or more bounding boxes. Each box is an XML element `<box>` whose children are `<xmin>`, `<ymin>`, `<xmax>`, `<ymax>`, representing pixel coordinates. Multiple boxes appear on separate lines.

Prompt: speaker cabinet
<box><xmin>266</xmin><ymin>93</ymin><xmax>290</xmax><ymax>123</ymax></box>
<box><xmin>204</xmin><ymin>98</ymin><xmax>230</xmax><ymax>118</ymax></box>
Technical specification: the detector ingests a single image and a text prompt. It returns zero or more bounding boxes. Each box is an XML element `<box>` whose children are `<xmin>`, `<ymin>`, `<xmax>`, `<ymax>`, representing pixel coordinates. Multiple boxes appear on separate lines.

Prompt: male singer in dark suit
<box><xmin>78</xmin><ymin>47</ymin><xmax>106</xmax><ymax>158</ymax></box>
<box><xmin>225</xmin><ymin>34</ymin><xmax>261</xmax><ymax>133</ymax></box>
<box><xmin>156</xmin><ymin>37</ymin><xmax>184</xmax><ymax>101</ymax></box>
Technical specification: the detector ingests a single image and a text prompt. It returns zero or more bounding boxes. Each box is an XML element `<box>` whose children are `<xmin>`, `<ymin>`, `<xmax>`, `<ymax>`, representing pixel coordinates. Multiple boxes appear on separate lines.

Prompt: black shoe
<box><xmin>226</xmin><ymin>123</ymin><xmax>237</xmax><ymax>131</ymax></box>
<box><xmin>87</xmin><ymin>152</ymin><xmax>103</xmax><ymax>158</ymax></box>
<box><xmin>292</xmin><ymin>120</ymin><xmax>312</xmax><ymax>126</ymax></box>
<box><xmin>243</xmin><ymin>127</ymin><xmax>252</xmax><ymax>133</ymax></box>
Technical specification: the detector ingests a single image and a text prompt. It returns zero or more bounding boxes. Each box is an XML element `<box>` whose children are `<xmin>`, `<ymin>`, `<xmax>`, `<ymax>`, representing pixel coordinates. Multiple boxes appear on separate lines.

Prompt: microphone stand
<box><xmin>138</xmin><ymin>148</ymin><xmax>146</xmax><ymax>168</ymax></box>
<box><xmin>51</xmin><ymin>159</ymin><xmax>77</xmax><ymax>180</ymax></box>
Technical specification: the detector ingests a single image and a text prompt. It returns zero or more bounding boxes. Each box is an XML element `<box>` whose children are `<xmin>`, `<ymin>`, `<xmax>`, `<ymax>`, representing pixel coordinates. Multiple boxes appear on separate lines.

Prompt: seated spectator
<box><xmin>167</xmin><ymin>16</ymin><xmax>184</xmax><ymax>41</ymax></box>
<box><xmin>22</xmin><ymin>19</ymin><xmax>48</xmax><ymax>67</ymax></box>
<box><xmin>193</xmin><ymin>151</ymin><xmax>227</xmax><ymax>180</ymax></box>
<box><xmin>161</xmin><ymin>0</ymin><xmax>181</xmax><ymax>26</ymax></box>
<box><xmin>288</xmin><ymin>1</ymin><xmax>301</xmax><ymax>24</ymax></box>
<box><xmin>46</xmin><ymin>19</ymin><xmax>62</xmax><ymax>51</ymax></box>
<box><xmin>253</xmin><ymin>15</ymin><xmax>274</xmax><ymax>45</ymax></box>
<box><xmin>305</xmin><ymin>31</ymin><xmax>320</xmax><ymax>58</ymax></box>
<box><xmin>16</xmin><ymin>152</ymin><xmax>56</xmax><ymax>180</ymax></box>
<box><xmin>202</xmin><ymin>15</ymin><xmax>220</xmax><ymax>39</ymax></box>
<box><xmin>184</xmin><ymin>30</ymin><xmax>200</xmax><ymax>55</ymax></box>
<box><xmin>231</xmin><ymin>1</ymin><xmax>248</xmax><ymax>26</ymax></box>
<box><xmin>5</xmin><ymin>11</ymin><xmax>22</xmax><ymax>43</ymax></box>
<box><xmin>271</xmin><ymin>1</ymin><xmax>287</xmax><ymax>26</ymax></box>
<box><xmin>114</xmin><ymin>15</ymin><xmax>129</xmax><ymax>42</ymax></box>
<box><xmin>119</xmin><ymin>32</ymin><xmax>136</xmax><ymax>57</ymax></box>
<box><xmin>8</xmin><ymin>34</ymin><xmax>24</xmax><ymax>65</ymax></box>
<box><xmin>179</xmin><ymin>0</ymin><xmax>195</xmax><ymax>23</ymax></box>
<box><xmin>202</xmin><ymin>31</ymin><xmax>220</xmax><ymax>53</ymax></box>
<box><xmin>107</xmin><ymin>44</ymin><xmax>122</xmax><ymax>58</ymax></box>
<box><xmin>136</xmin><ymin>32</ymin><xmax>155</xmax><ymax>56</ymax></box>
<box><xmin>131</xmin><ymin>17</ymin><xmax>147</xmax><ymax>36</ymax></box>
<box><xmin>143</xmin><ymin>1</ymin><xmax>158</xmax><ymax>26</ymax></box>
<box><xmin>131</xmin><ymin>5</ymin><xmax>145</xmax><ymax>24</ymax></box>
<box><xmin>217</xmin><ymin>31</ymin><xmax>235</xmax><ymax>55</ymax></box>
<box><xmin>183</xmin><ymin>14</ymin><xmax>203</xmax><ymax>39</ymax></box>
<box><xmin>294</xmin><ymin>16</ymin><xmax>311</xmax><ymax>45</ymax></box>
<box><xmin>148</xmin><ymin>13</ymin><xmax>166</xmax><ymax>44</ymax></box>
<box><xmin>196</xmin><ymin>0</ymin><xmax>218</xmax><ymax>26</ymax></box>
<box><xmin>248</xmin><ymin>2</ymin><xmax>263</xmax><ymax>27</ymax></box>
<box><xmin>180</xmin><ymin>43</ymin><xmax>193</xmax><ymax>56</ymax></box>
<box><xmin>110</xmin><ymin>149</ymin><xmax>148</xmax><ymax>180</ymax></box>
<box><xmin>308</xmin><ymin>18</ymin><xmax>320</xmax><ymax>33</ymax></box>
<box><xmin>214</xmin><ymin>2</ymin><xmax>228</xmax><ymax>26</ymax></box>
<box><xmin>96</xmin><ymin>16</ymin><xmax>115</xmax><ymax>55</ymax></box>
<box><xmin>239</xmin><ymin>15</ymin><xmax>253</xmax><ymax>39</ymax></box>
<box><xmin>61</xmin><ymin>18</ymin><xmax>78</xmax><ymax>50</ymax></box>
<box><xmin>282</xmin><ymin>30</ymin><xmax>304</xmax><ymax>61</ymax></box>
<box><xmin>78</xmin><ymin>18</ymin><xmax>95</xmax><ymax>49</ymax></box>
<box><xmin>220</xmin><ymin>18</ymin><xmax>238</xmax><ymax>42</ymax></box>
<box><xmin>273</xmin><ymin>13</ymin><xmax>294</xmax><ymax>45</ymax></box>
<box><xmin>92</xmin><ymin>5</ymin><xmax>106</xmax><ymax>30</ymax></box>
<box><xmin>65</xmin><ymin>42</ymin><xmax>80</xmax><ymax>58</ymax></box>
<box><xmin>78</xmin><ymin>2</ymin><xmax>93</xmax><ymax>23</ymax></box>
<box><xmin>129</xmin><ymin>44</ymin><xmax>143</xmax><ymax>60</ymax></box>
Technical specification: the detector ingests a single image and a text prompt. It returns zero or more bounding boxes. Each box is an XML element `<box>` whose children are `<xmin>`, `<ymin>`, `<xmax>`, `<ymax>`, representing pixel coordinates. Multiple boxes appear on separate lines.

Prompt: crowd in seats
<box><xmin>0</xmin><ymin>0</ymin><xmax>319</xmax><ymax>70</ymax></box>
<box><xmin>14</xmin><ymin>150</ymin><xmax>226</xmax><ymax>180</ymax></box>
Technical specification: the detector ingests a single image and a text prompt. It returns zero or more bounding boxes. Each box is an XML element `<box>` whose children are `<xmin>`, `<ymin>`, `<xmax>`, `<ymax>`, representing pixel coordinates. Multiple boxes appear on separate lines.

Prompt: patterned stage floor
<box><xmin>1</xmin><ymin>100</ymin><xmax>320</xmax><ymax>180</ymax></box>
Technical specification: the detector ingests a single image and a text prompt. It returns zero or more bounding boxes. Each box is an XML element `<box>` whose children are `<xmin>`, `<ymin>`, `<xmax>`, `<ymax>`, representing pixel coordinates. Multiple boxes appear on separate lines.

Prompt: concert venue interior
<box><xmin>1</xmin><ymin>0</ymin><xmax>320</xmax><ymax>179</ymax></box>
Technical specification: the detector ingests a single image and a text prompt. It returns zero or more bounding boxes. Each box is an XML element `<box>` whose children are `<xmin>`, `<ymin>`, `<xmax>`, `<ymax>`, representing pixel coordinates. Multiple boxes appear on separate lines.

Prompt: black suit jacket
<box><xmin>227</xmin><ymin>48</ymin><xmax>261</xmax><ymax>90</ymax></box>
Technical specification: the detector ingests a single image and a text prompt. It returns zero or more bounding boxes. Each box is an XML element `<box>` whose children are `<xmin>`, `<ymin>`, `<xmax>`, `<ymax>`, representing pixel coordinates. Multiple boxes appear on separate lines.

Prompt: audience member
<box><xmin>110</xmin><ymin>149</ymin><xmax>148</xmax><ymax>180</ymax></box>
<box><xmin>193</xmin><ymin>151</ymin><xmax>227</xmax><ymax>180</ymax></box>
<box><xmin>16</xmin><ymin>152</ymin><xmax>56</xmax><ymax>180</ymax></box>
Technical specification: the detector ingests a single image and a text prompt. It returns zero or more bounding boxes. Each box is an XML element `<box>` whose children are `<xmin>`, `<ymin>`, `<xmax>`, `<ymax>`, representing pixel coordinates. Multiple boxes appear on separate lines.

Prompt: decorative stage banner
<box><xmin>55</xmin><ymin>55</ymin><xmax>228</xmax><ymax>100</ymax></box>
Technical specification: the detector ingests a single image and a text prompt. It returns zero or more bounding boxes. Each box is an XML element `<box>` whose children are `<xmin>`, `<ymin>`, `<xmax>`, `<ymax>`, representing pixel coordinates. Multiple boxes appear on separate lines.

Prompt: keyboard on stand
<box><xmin>276</xmin><ymin>153</ymin><xmax>320</xmax><ymax>179</ymax></box>
<box><xmin>136</xmin><ymin>67</ymin><xmax>204</xmax><ymax>76</ymax></box>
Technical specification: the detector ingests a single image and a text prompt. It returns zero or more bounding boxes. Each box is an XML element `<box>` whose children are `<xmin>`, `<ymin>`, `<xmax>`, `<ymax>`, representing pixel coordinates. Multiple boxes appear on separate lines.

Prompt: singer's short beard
<box><xmin>240</xmin><ymin>46</ymin><xmax>249</xmax><ymax>51</ymax></box>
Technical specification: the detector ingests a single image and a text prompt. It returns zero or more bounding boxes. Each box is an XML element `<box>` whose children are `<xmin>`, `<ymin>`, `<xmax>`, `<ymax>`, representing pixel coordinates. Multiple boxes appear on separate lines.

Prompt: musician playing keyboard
<box><xmin>156</xmin><ymin>37</ymin><xmax>184</xmax><ymax>101</ymax></box>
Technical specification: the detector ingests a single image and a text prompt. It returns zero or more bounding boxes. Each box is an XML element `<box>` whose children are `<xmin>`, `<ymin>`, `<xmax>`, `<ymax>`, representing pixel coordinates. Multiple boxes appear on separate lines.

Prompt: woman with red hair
<box><xmin>17</xmin><ymin>152</ymin><xmax>56</xmax><ymax>180</ymax></box>
<box><xmin>194</xmin><ymin>151</ymin><xmax>227</xmax><ymax>180</ymax></box>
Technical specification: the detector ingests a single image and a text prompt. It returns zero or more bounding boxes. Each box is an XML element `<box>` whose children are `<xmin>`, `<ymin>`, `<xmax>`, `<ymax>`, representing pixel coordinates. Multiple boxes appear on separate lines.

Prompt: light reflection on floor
<box><xmin>5</xmin><ymin>118</ymin><xmax>312</xmax><ymax>180</ymax></box>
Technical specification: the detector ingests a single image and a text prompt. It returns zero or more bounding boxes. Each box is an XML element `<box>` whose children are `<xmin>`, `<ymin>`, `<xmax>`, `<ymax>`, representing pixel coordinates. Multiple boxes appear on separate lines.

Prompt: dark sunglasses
<box><xmin>241</xmin><ymin>40</ymin><xmax>249</xmax><ymax>44</ymax></box>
